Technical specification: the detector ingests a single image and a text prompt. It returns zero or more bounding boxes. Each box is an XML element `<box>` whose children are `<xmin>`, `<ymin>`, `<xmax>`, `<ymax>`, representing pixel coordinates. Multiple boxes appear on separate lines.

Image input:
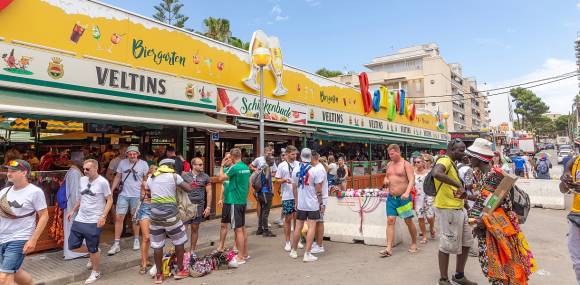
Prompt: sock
<box><xmin>454</xmin><ymin>272</ymin><xmax>464</xmax><ymax>279</ymax></box>
<box><xmin>114</xmin><ymin>240</ymin><xmax>120</xmax><ymax>246</ymax></box>
<box><xmin>134</xmin><ymin>237</ymin><xmax>139</xmax><ymax>242</ymax></box>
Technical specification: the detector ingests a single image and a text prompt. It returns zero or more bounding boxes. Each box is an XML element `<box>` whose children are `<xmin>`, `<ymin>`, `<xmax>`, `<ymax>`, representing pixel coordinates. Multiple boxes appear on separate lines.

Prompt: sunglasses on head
<box><xmin>7</xmin><ymin>160</ymin><xmax>26</xmax><ymax>172</ymax></box>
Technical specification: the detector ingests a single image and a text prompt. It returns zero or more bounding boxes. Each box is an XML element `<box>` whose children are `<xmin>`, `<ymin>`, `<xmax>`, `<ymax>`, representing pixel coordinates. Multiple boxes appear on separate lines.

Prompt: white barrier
<box><xmin>324</xmin><ymin>196</ymin><xmax>404</xmax><ymax>247</ymax></box>
<box><xmin>516</xmin><ymin>179</ymin><xmax>566</xmax><ymax>210</ymax></box>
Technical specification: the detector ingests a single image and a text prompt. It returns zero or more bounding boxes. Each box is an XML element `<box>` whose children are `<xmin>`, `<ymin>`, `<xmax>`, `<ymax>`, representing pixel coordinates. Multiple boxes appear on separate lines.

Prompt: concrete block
<box><xmin>324</xmin><ymin>196</ymin><xmax>402</xmax><ymax>247</ymax></box>
<box><xmin>516</xmin><ymin>179</ymin><xmax>566</xmax><ymax>210</ymax></box>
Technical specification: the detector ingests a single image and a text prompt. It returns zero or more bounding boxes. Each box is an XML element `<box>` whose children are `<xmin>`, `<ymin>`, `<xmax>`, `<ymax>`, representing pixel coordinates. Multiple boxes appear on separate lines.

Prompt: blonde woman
<box><xmin>136</xmin><ymin>165</ymin><xmax>155</xmax><ymax>274</ymax></box>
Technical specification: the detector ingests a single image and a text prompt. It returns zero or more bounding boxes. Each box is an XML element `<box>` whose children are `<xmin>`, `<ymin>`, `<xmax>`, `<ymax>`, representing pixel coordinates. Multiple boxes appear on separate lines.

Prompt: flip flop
<box><xmin>419</xmin><ymin>239</ymin><xmax>428</xmax><ymax>244</ymax></box>
<box><xmin>378</xmin><ymin>249</ymin><xmax>392</xmax><ymax>258</ymax></box>
<box><xmin>408</xmin><ymin>248</ymin><xmax>418</xmax><ymax>253</ymax></box>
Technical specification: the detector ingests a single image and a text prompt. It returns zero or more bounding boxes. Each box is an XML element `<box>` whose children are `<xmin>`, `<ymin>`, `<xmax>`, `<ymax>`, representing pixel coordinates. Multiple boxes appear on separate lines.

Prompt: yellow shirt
<box><xmin>434</xmin><ymin>156</ymin><xmax>464</xmax><ymax>209</ymax></box>
<box><xmin>572</xmin><ymin>193</ymin><xmax>580</xmax><ymax>213</ymax></box>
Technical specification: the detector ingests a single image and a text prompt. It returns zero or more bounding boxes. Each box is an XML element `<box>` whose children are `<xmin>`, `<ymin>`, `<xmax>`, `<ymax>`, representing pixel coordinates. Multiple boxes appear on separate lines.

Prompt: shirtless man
<box><xmin>379</xmin><ymin>144</ymin><xmax>418</xmax><ymax>257</ymax></box>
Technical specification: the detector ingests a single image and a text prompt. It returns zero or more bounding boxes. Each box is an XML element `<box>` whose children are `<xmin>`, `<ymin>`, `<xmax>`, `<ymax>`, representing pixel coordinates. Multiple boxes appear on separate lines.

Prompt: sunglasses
<box><xmin>194</xmin><ymin>163</ymin><xmax>203</xmax><ymax>166</ymax></box>
<box><xmin>7</xmin><ymin>160</ymin><xmax>27</xmax><ymax>172</ymax></box>
<box><xmin>413</xmin><ymin>161</ymin><xmax>423</xmax><ymax>164</ymax></box>
<box><xmin>83</xmin><ymin>168</ymin><xmax>92</xmax><ymax>172</ymax></box>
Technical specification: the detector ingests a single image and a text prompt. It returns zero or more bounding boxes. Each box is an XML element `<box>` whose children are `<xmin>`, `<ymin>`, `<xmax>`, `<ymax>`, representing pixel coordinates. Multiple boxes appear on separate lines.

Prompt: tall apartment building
<box><xmin>334</xmin><ymin>43</ymin><xmax>490</xmax><ymax>132</ymax></box>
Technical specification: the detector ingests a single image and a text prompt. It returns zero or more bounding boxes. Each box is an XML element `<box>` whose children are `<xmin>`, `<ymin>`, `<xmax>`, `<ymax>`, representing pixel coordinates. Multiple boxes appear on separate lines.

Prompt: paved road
<box><xmin>71</xmin><ymin>208</ymin><xmax>575</xmax><ymax>285</ymax></box>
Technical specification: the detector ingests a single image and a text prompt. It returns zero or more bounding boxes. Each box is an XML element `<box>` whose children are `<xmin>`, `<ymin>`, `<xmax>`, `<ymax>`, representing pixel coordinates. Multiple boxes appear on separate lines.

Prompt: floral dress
<box><xmin>469</xmin><ymin>168</ymin><xmax>535</xmax><ymax>285</ymax></box>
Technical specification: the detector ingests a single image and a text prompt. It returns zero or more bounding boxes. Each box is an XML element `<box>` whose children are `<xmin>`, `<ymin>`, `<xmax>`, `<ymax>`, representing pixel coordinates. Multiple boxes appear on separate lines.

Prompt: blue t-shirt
<box><xmin>513</xmin><ymin>156</ymin><xmax>525</xmax><ymax>170</ymax></box>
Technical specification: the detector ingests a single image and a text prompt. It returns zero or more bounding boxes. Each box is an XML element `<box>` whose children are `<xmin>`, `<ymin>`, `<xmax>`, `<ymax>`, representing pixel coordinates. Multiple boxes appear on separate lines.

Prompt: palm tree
<box><xmin>202</xmin><ymin>17</ymin><xmax>232</xmax><ymax>43</ymax></box>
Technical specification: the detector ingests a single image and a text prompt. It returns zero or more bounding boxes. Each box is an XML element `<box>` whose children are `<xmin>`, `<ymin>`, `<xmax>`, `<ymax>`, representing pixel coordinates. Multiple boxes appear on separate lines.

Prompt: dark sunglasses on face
<box><xmin>83</xmin><ymin>168</ymin><xmax>91</xmax><ymax>172</ymax></box>
<box><xmin>413</xmin><ymin>161</ymin><xmax>423</xmax><ymax>164</ymax></box>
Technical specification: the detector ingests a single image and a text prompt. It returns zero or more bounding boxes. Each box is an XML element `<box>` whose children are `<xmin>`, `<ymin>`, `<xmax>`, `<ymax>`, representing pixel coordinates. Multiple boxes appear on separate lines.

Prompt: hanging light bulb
<box><xmin>319</xmin><ymin>139</ymin><xmax>323</xmax><ymax>146</ymax></box>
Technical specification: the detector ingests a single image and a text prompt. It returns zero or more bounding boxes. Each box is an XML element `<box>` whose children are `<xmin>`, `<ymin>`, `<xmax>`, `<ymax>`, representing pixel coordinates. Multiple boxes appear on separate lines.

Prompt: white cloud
<box><xmin>577</xmin><ymin>2</ymin><xmax>580</xmax><ymax>9</ymax></box>
<box><xmin>486</xmin><ymin>58</ymin><xmax>578</xmax><ymax>126</ymax></box>
<box><xmin>271</xmin><ymin>4</ymin><xmax>289</xmax><ymax>21</ymax></box>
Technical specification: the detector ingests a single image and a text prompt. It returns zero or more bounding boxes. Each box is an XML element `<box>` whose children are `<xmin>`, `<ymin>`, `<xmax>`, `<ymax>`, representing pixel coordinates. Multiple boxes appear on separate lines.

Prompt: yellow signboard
<box><xmin>0</xmin><ymin>0</ymin><xmax>442</xmax><ymax>132</ymax></box>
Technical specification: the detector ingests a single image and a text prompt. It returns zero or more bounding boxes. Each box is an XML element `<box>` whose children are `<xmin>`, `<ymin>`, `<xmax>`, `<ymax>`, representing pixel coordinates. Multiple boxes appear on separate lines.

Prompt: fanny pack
<box><xmin>0</xmin><ymin>186</ymin><xmax>35</xmax><ymax>219</ymax></box>
<box><xmin>150</xmin><ymin>205</ymin><xmax>180</xmax><ymax>227</ymax></box>
<box><xmin>568</xmin><ymin>212</ymin><xmax>580</xmax><ymax>227</ymax></box>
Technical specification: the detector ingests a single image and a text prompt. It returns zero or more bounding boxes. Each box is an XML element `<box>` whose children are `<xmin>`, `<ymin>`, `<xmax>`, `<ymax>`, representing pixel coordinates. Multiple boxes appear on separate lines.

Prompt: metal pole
<box><xmin>259</xmin><ymin>66</ymin><xmax>265</xmax><ymax>156</ymax></box>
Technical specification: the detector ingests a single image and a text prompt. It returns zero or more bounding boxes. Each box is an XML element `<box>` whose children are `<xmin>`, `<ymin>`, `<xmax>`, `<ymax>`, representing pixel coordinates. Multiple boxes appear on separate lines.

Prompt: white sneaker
<box><xmin>311</xmin><ymin>245</ymin><xmax>325</xmax><ymax>254</ymax></box>
<box><xmin>289</xmin><ymin>249</ymin><xmax>298</xmax><ymax>259</ymax></box>
<box><xmin>284</xmin><ymin>242</ymin><xmax>291</xmax><ymax>252</ymax></box>
<box><xmin>85</xmin><ymin>271</ymin><xmax>101</xmax><ymax>284</ymax></box>
<box><xmin>86</xmin><ymin>260</ymin><xmax>92</xmax><ymax>270</ymax></box>
<box><xmin>133</xmin><ymin>239</ymin><xmax>140</xmax><ymax>251</ymax></box>
<box><xmin>107</xmin><ymin>243</ymin><xmax>120</xmax><ymax>256</ymax></box>
<box><xmin>274</xmin><ymin>218</ymin><xmax>284</xmax><ymax>226</ymax></box>
<box><xmin>298</xmin><ymin>241</ymin><xmax>304</xmax><ymax>249</ymax></box>
<box><xmin>303</xmin><ymin>252</ymin><xmax>318</xmax><ymax>262</ymax></box>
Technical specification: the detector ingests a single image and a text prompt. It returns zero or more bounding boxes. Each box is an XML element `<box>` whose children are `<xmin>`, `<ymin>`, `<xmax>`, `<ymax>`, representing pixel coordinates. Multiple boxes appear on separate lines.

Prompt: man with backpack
<box><xmin>250</xmin><ymin>146</ymin><xmax>278</xmax><ymax>229</ymax></box>
<box><xmin>147</xmin><ymin>159</ymin><xmax>193</xmax><ymax>283</ymax></box>
<box><xmin>252</xmin><ymin>155</ymin><xmax>276</xmax><ymax>237</ymax></box>
<box><xmin>535</xmin><ymin>153</ymin><xmax>551</xmax><ymax>179</ymax></box>
<box><xmin>289</xmin><ymin>148</ymin><xmax>323</xmax><ymax>262</ymax></box>
<box><xmin>431</xmin><ymin>139</ymin><xmax>478</xmax><ymax>285</ymax></box>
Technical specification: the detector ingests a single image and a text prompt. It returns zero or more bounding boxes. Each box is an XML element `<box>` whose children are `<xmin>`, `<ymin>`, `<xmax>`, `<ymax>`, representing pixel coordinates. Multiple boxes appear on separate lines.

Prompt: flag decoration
<box><xmin>388</xmin><ymin>91</ymin><xmax>397</xmax><ymax>121</ymax></box>
<box><xmin>399</xmin><ymin>89</ymin><xmax>406</xmax><ymax>115</ymax></box>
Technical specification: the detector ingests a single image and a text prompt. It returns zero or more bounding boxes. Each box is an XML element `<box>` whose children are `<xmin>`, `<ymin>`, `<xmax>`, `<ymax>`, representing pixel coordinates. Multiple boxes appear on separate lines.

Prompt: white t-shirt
<box><xmin>116</xmin><ymin>159</ymin><xmax>149</xmax><ymax>197</ymax></box>
<box><xmin>327</xmin><ymin>163</ymin><xmax>338</xmax><ymax>176</ymax></box>
<box><xmin>0</xmin><ymin>184</ymin><xmax>47</xmax><ymax>243</ymax></box>
<box><xmin>147</xmin><ymin>173</ymin><xmax>184</xmax><ymax>202</ymax></box>
<box><xmin>275</xmin><ymin>160</ymin><xmax>300</xmax><ymax>201</ymax></box>
<box><xmin>414</xmin><ymin>172</ymin><xmax>427</xmax><ymax>195</ymax></box>
<box><xmin>251</xmin><ymin>156</ymin><xmax>278</xmax><ymax>173</ymax></box>
<box><xmin>314</xmin><ymin>163</ymin><xmax>329</xmax><ymax>205</ymax></box>
<box><xmin>75</xmin><ymin>175</ymin><xmax>112</xmax><ymax>224</ymax></box>
<box><xmin>291</xmin><ymin>163</ymin><xmax>323</xmax><ymax>211</ymax></box>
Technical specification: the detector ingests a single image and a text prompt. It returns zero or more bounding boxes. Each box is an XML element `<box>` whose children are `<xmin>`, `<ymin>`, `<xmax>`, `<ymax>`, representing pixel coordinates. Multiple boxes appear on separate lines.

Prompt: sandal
<box><xmin>408</xmin><ymin>247</ymin><xmax>418</xmax><ymax>253</ymax></box>
<box><xmin>420</xmin><ymin>239</ymin><xmax>428</xmax><ymax>244</ymax></box>
<box><xmin>139</xmin><ymin>265</ymin><xmax>150</xmax><ymax>274</ymax></box>
<box><xmin>378</xmin><ymin>249</ymin><xmax>392</xmax><ymax>258</ymax></box>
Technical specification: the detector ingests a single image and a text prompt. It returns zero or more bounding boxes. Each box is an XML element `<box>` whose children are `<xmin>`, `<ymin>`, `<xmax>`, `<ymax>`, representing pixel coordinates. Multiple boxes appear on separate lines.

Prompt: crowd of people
<box><xmin>0</xmin><ymin>138</ymin><xmax>579</xmax><ymax>285</ymax></box>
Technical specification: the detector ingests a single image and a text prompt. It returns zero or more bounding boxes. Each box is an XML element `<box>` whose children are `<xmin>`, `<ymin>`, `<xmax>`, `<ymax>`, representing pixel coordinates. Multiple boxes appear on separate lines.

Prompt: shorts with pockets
<box><xmin>69</xmin><ymin>221</ymin><xmax>102</xmax><ymax>254</ymax></box>
<box><xmin>184</xmin><ymin>203</ymin><xmax>205</xmax><ymax>225</ymax></box>
<box><xmin>221</xmin><ymin>204</ymin><xmax>246</xmax><ymax>229</ymax></box>
<box><xmin>282</xmin><ymin>199</ymin><xmax>296</xmax><ymax>215</ymax></box>
<box><xmin>0</xmin><ymin>240</ymin><xmax>26</xmax><ymax>273</ymax></box>
<box><xmin>296</xmin><ymin>210</ymin><xmax>321</xmax><ymax>221</ymax></box>
<box><xmin>135</xmin><ymin>202</ymin><xmax>151</xmax><ymax>221</ymax></box>
<box><xmin>149</xmin><ymin>220</ymin><xmax>187</xmax><ymax>249</ymax></box>
<box><xmin>116</xmin><ymin>195</ymin><xmax>140</xmax><ymax>215</ymax></box>
<box><xmin>386</xmin><ymin>195</ymin><xmax>414</xmax><ymax>218</ymax></box>
<box><xmin>434</xmin><ymin>207</ymin><xmax>473</xmax><ymax>255</ymax></box>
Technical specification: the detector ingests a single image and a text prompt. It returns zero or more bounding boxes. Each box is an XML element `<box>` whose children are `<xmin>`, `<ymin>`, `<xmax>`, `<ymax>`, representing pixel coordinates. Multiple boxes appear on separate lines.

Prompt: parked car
<box><xmin>545</xmin><ymin>143</ymin><xmax>555</xmax><ymax>150</ymax></box>
<box><xmin>558</xmin><ymin>149</ymin><xmax>574</xmax><ymax>164</ymax></box>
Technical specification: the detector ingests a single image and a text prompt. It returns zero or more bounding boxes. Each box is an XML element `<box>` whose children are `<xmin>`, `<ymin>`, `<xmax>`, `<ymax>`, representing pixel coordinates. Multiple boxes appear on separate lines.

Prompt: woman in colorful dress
<box><xmin>466</xmin><ymin>139</ymin><xmax>535</xmax><ymax>285</ymax></box>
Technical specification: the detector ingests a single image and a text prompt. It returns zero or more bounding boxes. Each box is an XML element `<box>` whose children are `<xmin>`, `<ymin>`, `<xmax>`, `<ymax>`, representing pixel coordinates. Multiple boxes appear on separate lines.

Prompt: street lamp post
<box><xmin>252</xmin><ymin>47</ymin><xmax>272</xmax><ymax>156</ymax></box>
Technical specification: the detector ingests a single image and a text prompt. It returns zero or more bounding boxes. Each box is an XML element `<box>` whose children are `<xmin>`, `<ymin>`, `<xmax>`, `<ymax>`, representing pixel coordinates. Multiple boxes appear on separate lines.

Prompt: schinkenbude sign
<box><xmin>0</xmin><ymin>42</ymin><xmax>216</xmax><ymax>111</ymax></box>
<box><xmin>216</xmin><ymin>88</ymin><xmax>308</xmax><ymax>125</ymax></box>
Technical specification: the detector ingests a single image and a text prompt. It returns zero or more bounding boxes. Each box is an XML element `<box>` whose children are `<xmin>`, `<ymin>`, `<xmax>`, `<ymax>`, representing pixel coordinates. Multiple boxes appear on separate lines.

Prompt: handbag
<box><xmin>175</xmin><ymin>174</ymin><xmax>197</xmax><ymax>222</ymax></box>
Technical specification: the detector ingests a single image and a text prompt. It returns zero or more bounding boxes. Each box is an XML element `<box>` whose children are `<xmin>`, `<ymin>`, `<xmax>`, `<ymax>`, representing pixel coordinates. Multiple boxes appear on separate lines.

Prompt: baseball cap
<box><xmin>300</xmin><ymin>148</ymin><xmax>312</xmax><ymax>163</ymax></box>
<box><xmin>4</xmin><ymin>159</ymin><xmax>31</xmax><ymax>173</ymax></box>
<box><xmin>126</xmin><ymin>145</ymin><xmax>140</xmax><ymax>154</ymax></box>
<box><xmin>159</xmin><ymin>158</ymin><xmax>175</xmax><ymax>166</ymax></box>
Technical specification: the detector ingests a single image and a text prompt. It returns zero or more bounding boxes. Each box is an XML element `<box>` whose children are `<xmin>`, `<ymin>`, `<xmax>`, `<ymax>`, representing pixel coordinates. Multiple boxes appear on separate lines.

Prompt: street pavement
<box><xmin>69</xmin><ymin>209</ymin><xmax>575</xmax><ymax>285</ymax></box>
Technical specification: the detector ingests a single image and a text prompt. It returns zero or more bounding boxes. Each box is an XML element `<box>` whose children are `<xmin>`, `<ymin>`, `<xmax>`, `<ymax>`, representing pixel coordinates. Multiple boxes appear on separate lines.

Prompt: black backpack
<box><xmin>423</xmin><ymin>157</ymin><xmax>457</xmax><ymax>197</ymax></box>
<box><xmin>509</xmin><ymin>185</ymin><xmax>530</xmax><ymax>224</ymax></box>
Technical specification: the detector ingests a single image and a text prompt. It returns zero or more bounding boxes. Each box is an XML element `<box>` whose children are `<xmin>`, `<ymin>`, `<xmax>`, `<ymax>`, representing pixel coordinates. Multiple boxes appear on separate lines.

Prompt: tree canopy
<box><xmin>153</xmin><ymin>0</ymin><xmax>189</xmax><ymax>28</ymax></box>
<box><xmin>315</xmin><ymin>68</ymin><xmax>343</xmax><ymax>78</ymax></box>
<box><xmin>510</xmin><ymin>87</ymin><xmax>550</xmax><ymax>131</ymax></box>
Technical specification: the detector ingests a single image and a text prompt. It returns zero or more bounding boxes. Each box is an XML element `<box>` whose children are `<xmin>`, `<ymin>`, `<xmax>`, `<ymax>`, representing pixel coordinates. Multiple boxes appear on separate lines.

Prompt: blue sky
<box><xmin>104</xmin><ymin>0</ymin><xmax>580</xmax><ymax>123</ymax></box>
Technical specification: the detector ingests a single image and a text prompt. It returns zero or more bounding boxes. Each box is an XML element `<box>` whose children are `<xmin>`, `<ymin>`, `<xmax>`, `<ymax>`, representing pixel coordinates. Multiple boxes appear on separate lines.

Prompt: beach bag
<box><xmin>509</xmin><ymin>185</ymin><xmax>530</xmax><ymax>224</ymax></box>
<box><xmin>56</xmin><ymin>180</ymin><xmax>67</xmax><ymax>210</ymax></box>
<box><xmin>175</xmin><ymin>174</ymin><xmax>197</xmax><ymax>222</ymax></box>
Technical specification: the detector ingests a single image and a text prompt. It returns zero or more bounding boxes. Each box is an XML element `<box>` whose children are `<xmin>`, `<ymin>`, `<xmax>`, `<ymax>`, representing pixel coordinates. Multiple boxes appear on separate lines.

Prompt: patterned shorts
<box><xmin>282</xmin><ymin>199</ymin><xmax>296</xmax><ymax>215</ymax></box>
<box><xmin>149</xmin><ymin>220</ymin><xmax>188</xmax><ymax>249</ymax></box>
